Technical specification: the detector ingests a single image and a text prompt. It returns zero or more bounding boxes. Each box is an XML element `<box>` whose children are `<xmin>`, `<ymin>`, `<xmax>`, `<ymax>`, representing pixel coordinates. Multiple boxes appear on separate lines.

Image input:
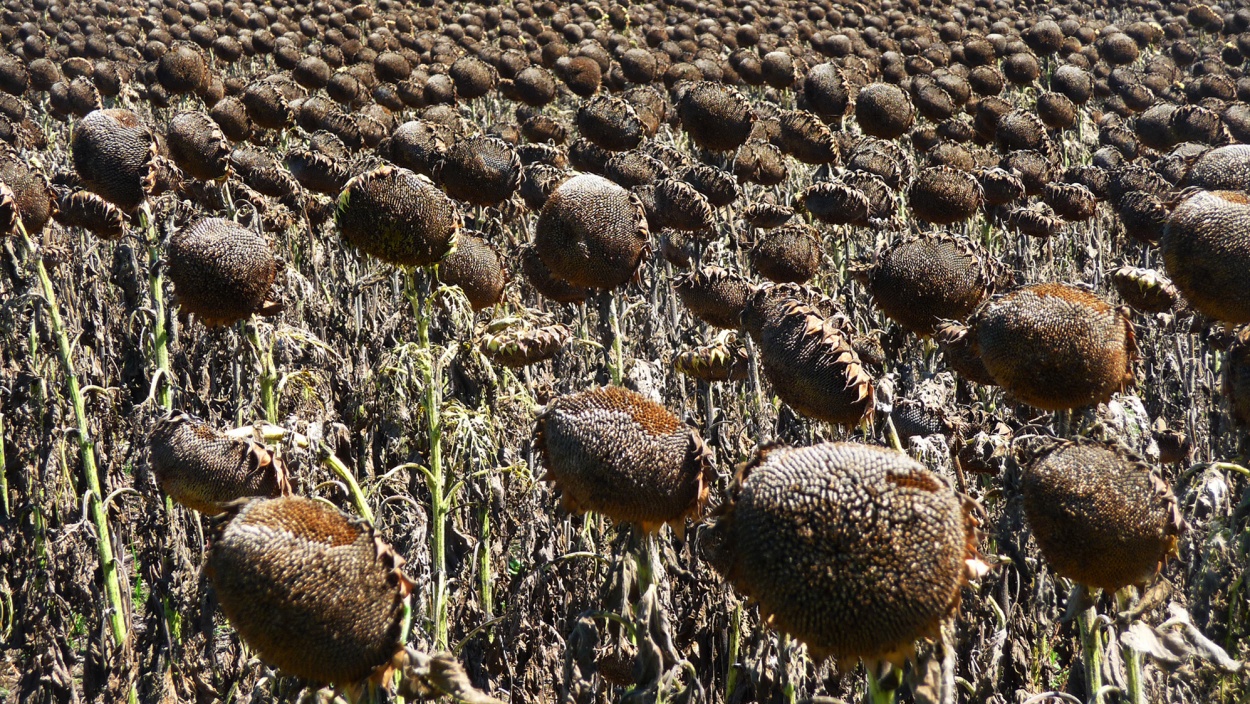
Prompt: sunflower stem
<box><xmin>1116</xmin><ymin>589</ymin><xmax>1146</xmax><ymax>704</ymax></box>
<box><xmin>860</xmin><ymin>665</ymin><xmax>900</xmax><ymax>700</ymax></box>
<box><xmin>0</xmin><ymin>409</ymin><xmax>8</xmax><ymax>518</ymax></box>
<box><xmin>19</xmin><ymin>225</ymin><xmax>128</xmax><ymax>648</ymax></box>
<box><xmin>726</xmin><ymin>601</ymin><xmax>742</xmax><ymax>701</ymax></box>
<box><xmin>318</xmin><ymin>442</ymin><xmax>374</xmax><ymax>524</ymax></box>
<box><xmin>478</xmin><ymin>490</ymin><xmax>494</xmax><ymax>621</ymax></box>
<box><xmin>1078</xmin><ymin>588</ymin><xmax>1104</xmax><ymax>700</ymax></box>
<box><xmin>140</xmin><ymin>205</ymin><xmax>172</xmax><ymax>410</ymax></box>
<box><xmin>865</xmin><ymin>662</ymin><xmax>900</xmax><ymax>704</ymax></box>
<box><xmin>245</xmin><ymin>322</ymin><xmax>278</xmax><ymax>425</ymax></box>
<box><xmin>407</xmin><ymin>269</ymin><xmax>450</xmax><ymax>651</ymax></box>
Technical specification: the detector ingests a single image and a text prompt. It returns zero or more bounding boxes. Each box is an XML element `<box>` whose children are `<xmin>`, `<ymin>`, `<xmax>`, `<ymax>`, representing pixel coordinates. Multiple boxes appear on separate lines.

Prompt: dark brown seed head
<box><xmin>603</xmin><ymin>150</ymin><xmax>669</xmax><ymax>189</ymax></box>
<box><xmin>1101</xmin><ymin>33</ymin><xmax>1141</xmax><ymax>66</ymax></box>
<box><xmin>847</xmin><ymin>142</ymin><xmax>909</xmax><ymax>190</ymax></box>
<box><xmin>856</xmin><ymin>82</ymin><xmax>915</xmax><ymax>139</ymax></box>
<box><xmin>743</xmin><ymin>296</ymin><xmax>873</xmax><ymax>426</ymax></box>
<box><xmin>231</xmin><ymin>146</ymin><xmax>299</xmax><ymax>198</ymax></box>
<box><xmin>64</xmin><ymin>77</ymin><xmax>102</xmax><ymax>117</ymax></box>
<box><xmin>707</xmin><ymin>442</ymin><xmax>983</xmax><ymax>664</ymax></box>
<box><xmin>575</xmin><ymin>95</ymin><xmax>644</xmax><ymax>152</ymax></box>
<box><xmin>1001</xmin><ymin>150</ymin><xmax>1052</xmax><ymax>196</ymax></box>
<box><xmin>336</xmin><ymin>164</ymin><xmax>462</xmax><ymax>268</ymax></box>
<box><xmin>71</xmin><ymin>109</ymin><xmax>158</xmax><ymax>211</ymax></box>
<box><xmin>242</xmin><ymin>79</ymin><xmax>296</xmax><ymax>131</ymax></box>
<box><xmin>437</xmin><ymin>135</ymin><xmax>521</xmax><ymax>207</ymax></box>
<box><xmin>1109</xmin><ymin>163</ymin><xmax>1171</xmax><ymax>206</ymax></box>
<box><xmin>1036</xmin><ymin>92</ymin><xmax>1078</xmax><ymax>130</ymax></box>
<box><xmin>996</xmin><ymin>109</ymin><xmax>1051</xmax><ymax>154</ymax></box>
<box><xmin>1023</xmin><ymin>438</ymin><xmax>1182</xmax><ymax>591</ymax></box>
<box><xmin>556</xmin><ymin>56</ymin><xmax>602</xmax><ymax>97</ymax></box>
<box><xmin>436</xmin><ymin>232</ymin><xmax>505</xmax><ymax>311</ymax></box>
<box><xmin>206</xmin><ymin>496</ymin><xmax>413</xmax><ymax>685</ymax></box>
<box><xmin>674</xmin><ymin>335</ymin><xmax>750</xmax><ymax>382</ymax></box>
<box><xmin>481</xmin><ymin>322</ymin><xmax>570</xmax><ymax>368</ymax></box>
<box><xmin>743</xmin><ymin>202</ymin><xmax>794</xmax><ymax>229</ymax></box>
<box><xmin>804</xmin><ymin>63</ymin><xmax>851</xmax><ymax>120</ymax></box>
<box><xmin>676</xmin><ymin>81</ymin><xmax>754</xmax><ymax>153</ymax></box>
<box><xmin>533</xmin><ymin>386</ymin><xmax>712</xmax><ymax>533</ymax></box>
<box><xmin>742</xmin><ymin>282</ymin><xmax>848</xmax><ymax>336</ymax></box>
<box><xmin>505</xmin><ymin>66</ymin><xmax>558</xmax><ymax>107</ymax></box>
<box><xmin>1065</xmin><ymin>166</ymin><xmax>1112</xmax><ymax>201</ymax></box>
<box><xmin>210</xmin><ymin>96</ymin><xmax>253</xmax><ymax>142</ymax></box>
<box><xmin>1184</xmin><ymin>144</ymin><xmax>1250</xmax><ymax>191</ymax></box>
<box><xmin>1044</xmin><ymin>182</ymin><xmax>1098</xmax><ymax>222</ymax></box>
<box><xmin>681</xmin><ymin>163</ymin><xmax>738</xmax><ymax>208</ymax></box>
<box><xmin>653</xmin><ymin>177</ymin><xmax>713</xmax><ymax>232</ymax></box>
<box><xmin>673</xmin><ymin>266</ymin><xmax>755</xmax><ymax>329</ymax></box>
<box><xmin>1135</xmin><ymin>104</ymin><xmax>1178</xmax><ymax>151</ymax></box>
<box><xmin>0</xmin><ymin>148</ymin><xmax>55</xmax><ymax>236</ymax></box>
<box><xmin>285</xmin><ymin>149</ymin><xmax>350</xmax><ymax>196</ymax></box>
<box><xmin>0</xmin><ymin>54</ymin><xmax>28</xmax><ymax>96</ymax></box>
<box><xmin>520</xmin><ymin>114</ymin><xmax>569</xmax><ymax>146</ymax></box>
<box><xmin>1005</xmin><ymin>202</ymin><xmax>1062</xmax><ymax>239</ymax></box>
<box><xmin>167</xmin><ymin>111</ymin><xmax>231</xmax><ymax>181</ymax></box>
<box><xmin>733</xmin><ymin>140</ymin><xmax>788</xmax><ymax>186</ymax></box>
<box><xmin>1111</xmin><ymin>266</ymin><xmax>1179</xmax><ymax>314</ymax></box>
<box><xmin>157</xmin><ymin>42</ymin><xmax>207</xmax><ymax>94</ymax></box>
<box><xmin>1162</xmin><ymin>189</ymin><xmax>1250</xmax><ymax>322</ymax></box>
<box><xmin>750</xmin><ymin>223</ymin><xmax>822</xmax><ymax>285</ymax></box>
<box><xmin>1117</xmin><ymin>190</ymin><xmax>1169</xmax><ymax>245</ymax></box>
<box><xmin>293</xmin><ymin>56</ymin><xmax>333</xmax><ymax>90</ymax></box>
<box><xmin>800</xmin><ymin>180</ymin><xmax>870</xmax><ymax>226</ymax></box>
<box><xmin>913</xmin><ymin>79</ymin><xmax>957</xmax><ymax>123</ymax></box>
<box><xmin>864</xmin><ymin>234</ymin><xmax>996</xmax><ymax>336</ymax></box>
<box><xmin>976</xmin><ymin>167</ymin><xmax>1025</xmax><ymax>206</ymax></box>
<box><xmin>567</xmin><ymin>138</ymin><xmax>611</xmax><ymax>174</ymax></box>
<box><xmin>972</xmin><ymin>283</ymin><xmax>1135</xmax><ymax>410</ymax></box>
<box><xmin>388</xmin><ymin>120</ymin><xmax>451</xmax><ymax>179</ymax></box>
<box><xmin>892</xmin><ymin>398</ymin><xmax>960</xmax><ymax>440</ymax></box>
<box><xmin>449</xmin><ymin>54</ymin><xmax>497</xmax><ymax>99</ymax></box>
<box><xmin>149</xmin><ymin>412</ymin><xmax>290</xmax><ymax>514</ymax></box>
<box><xmin>908</xmin><ymin>166</ymin><xmax>982</xmax><ymax>225</ymax></box>
<box><xmin>1100</xmin><ymin>124</ymin><xmax>1140</xmax><ymax>161</ymax></box>
<box><xmin>168</xmin><ymin>217</ymin><xmax>280</xmax><ymax>327</ymax></box>
<box><xmin>968</xmin><ymin>65</ymin><xmax>1006</xmax><ymax>96</ymax></box>
<box><xmin>53</xmin><ymin>189</ymin><xmax>124</xmax><ymax>240</ymax></box>
<box><xmin>778</xmin><ymin>109</ymin><xmax>839</xmax><ymax>165</ymax></box>
<box><xmin>1170</xmin><ymin>104</ymin><xmax>1230</xmax><ymax>146</ymax></box>
<box><xmin>533</xmin><ymin>173</ymin><xmax>649</xmax><ymax>290</ymax></box>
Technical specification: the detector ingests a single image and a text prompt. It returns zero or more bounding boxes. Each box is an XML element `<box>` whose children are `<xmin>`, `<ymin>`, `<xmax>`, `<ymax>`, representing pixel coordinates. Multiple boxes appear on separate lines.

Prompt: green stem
<box><xmin>20</xmin><ymin>227</ymin><xmax>127</xmax><ymax>647</ymax></box>
<box><xmin>319</xmin><ymin>442</ymin><xmax>374</xmax><ymax>524</ymax></box>
<box><xmin>1078</xmin><ymin>592</ymin><xmax>1104</xmax><ymax>700</ymax></box>
<box><xmin>140</xmin><ymin>206</ymin><xmax>171</xmax><ymax>410</ymax></box>
<box><xmin>478</xmin><ymin>497</ymin><xmax>493</xmax><ymax>621</ymax></box>
<box><xmin>726</xmin><ymin>601</ymin><xmax>742</xmax><ymax>701</ymax></box>
<box><xmin>865</xmin><ymin>663</ymin><xmax>899</xmax><ymax>704</ymax></box>
<box><xmin>633</xmin><ymin>531</ymin><xmax>662</xmax><ymax>602</ymax></box>
<box><xmin>245</xmin><ymin>323</ymin><xmax>278</xmax><ymax>425</ymax></box>
<box><xmin>777</xmin><ymin>633</ymin><xmax>796</xmax><ymax>704</ymax></box>
<box><xmin>885</xmin><ymin>416</ymin><xmax>904</xmax><ymax>453</ymax></box>
<box><xmin>408</xmin><ymin>269</ymin><xmax>449</xmax><ymax>651</ymax></box>
<box><xmin>0</xmin><ymin>409</ymin><xmax>8</xmax><ymax>518</ymax></box>
<box><xmin>609</xmin><ymin>294</ymin><xmax>624</xmax><ymax>386</ymax></box>
<box><xmin>1116</xmin><ymin>589</ymin><xmax>1146</xmax><ymax>704</ymax></box>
